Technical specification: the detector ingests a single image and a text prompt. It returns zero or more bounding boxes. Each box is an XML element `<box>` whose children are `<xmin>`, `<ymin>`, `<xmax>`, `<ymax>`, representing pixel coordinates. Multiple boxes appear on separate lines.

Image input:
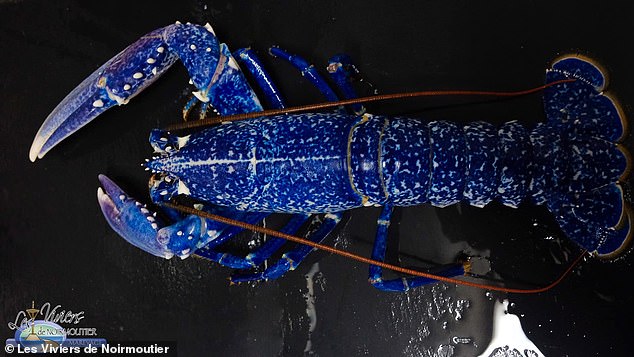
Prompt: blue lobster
<box><xmin>29</xmin><ymin>23</ymin><xmax>632</xmax><ymax>292</ymax></box>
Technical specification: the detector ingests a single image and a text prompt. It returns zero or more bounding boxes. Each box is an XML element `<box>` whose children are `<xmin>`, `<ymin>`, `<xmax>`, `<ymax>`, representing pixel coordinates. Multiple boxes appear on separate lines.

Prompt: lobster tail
<box><xmin>537</xmin><ymin>56</ymin><xmax>631</xmax><ymax>258</ymax></box>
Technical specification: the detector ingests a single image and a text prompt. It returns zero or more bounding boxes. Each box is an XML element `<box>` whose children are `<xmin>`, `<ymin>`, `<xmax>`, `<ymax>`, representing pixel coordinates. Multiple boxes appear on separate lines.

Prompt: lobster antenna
<box><xmin>162</xmin><ymin>201</ymin><xmax>587</xmax><ymax>294</ymax></box>
<box><xmin>164</xmin><ymin>78</ymin><xmax>577</xmax><ymax>131</ymax></box>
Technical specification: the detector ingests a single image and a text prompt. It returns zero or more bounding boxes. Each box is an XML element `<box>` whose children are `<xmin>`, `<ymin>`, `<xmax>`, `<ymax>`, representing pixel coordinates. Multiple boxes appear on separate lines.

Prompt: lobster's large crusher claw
<box><xmin>29</xmin><ymin>22</ymin><xmax>224</xmax><ymax>161</ymax></box>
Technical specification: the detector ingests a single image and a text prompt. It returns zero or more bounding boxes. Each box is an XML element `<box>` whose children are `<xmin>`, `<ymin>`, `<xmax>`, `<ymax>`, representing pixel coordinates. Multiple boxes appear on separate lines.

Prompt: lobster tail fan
<box><xmin>546</xmin><ymin>183</ymin><xmax>632</xmax><ymax>258</ymax></box>
<box><xmin>539</xmin><ymin>55</ymin><xmax>632</xmax><ymax>258</ymax></box>
<box><xmin>595</xmin><ymin>205</ymin><xmax>633</xmax><ymax>259</ymax></box>
<box><xmin>543</xmin><ymin>55</ymin><xmax>627</xmax><ymax>142</ymax></box>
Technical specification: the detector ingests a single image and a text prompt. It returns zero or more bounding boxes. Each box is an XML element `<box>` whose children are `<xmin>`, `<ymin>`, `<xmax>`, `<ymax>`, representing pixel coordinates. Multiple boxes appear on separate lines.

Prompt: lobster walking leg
<box><xmin>196</xmin><ymin>213</ymin><xmax>309</xmax><ymax>269</ymax></box>
<box><xmin>234</xmin><ymin>48</ymin><xmax>286</xmax><ymax>110</ymax></box>
<box><xmin>369</xmin><ymin>205</ymin><xmax>466</xmax><ymax>292</ymax></box>
<box><xmin>327</xmin><ymin>54</ymin><xmax>367</xmax><ymax>115</ymax></box>
<box><xmin>230</xmin><ymin>212</ymin><xmax>343</xmax><ymax>283</ymax></box>
<box><xmin>269</xmin><ymin>46</ymin><xmax>340</xmax><ymax>103</ymax></box>
<box><xmin>240</xmin><ymin>214</ymin><xmax>312</xmax><ymax>267</ymax></box>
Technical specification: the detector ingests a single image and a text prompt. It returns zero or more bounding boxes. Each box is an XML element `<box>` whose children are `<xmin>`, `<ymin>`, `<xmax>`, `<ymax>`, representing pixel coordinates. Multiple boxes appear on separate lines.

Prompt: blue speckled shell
<box><xmin>497</xmin><ymin>121</ymin><xmax>531</xmax><ymax>208</ymax></box>
<box><xmin>463</xmin><ymin>122</ymin><xmax>499</xmax><ymax>207</ymax></box>
<box><xmin>148</xmin><ymin>114</ymin><xmax>558</xmax><ymax>213</ymax></box>
<box><xmin>381</xmin><ymin>118</ymin><xmax>431</xmax><ymax>206</ymax></box>
<box><xmin>349</xmin><ymin>115</ymin><xmax>388</xmax><ymax>205</ymax></box>
<box><xmin>145</xmin><ymin>53</ymin><xmax>632</xmax><ymax>257</ymax></box>
<box><xmin>149</xmin><ymin>114</ymin><xmax>363</xmax><ymax>213</ymax></box>
<box><xmin>427</xmin><ymin>121</ymin><xmax>467</xmax><ymax>207</ymax></box>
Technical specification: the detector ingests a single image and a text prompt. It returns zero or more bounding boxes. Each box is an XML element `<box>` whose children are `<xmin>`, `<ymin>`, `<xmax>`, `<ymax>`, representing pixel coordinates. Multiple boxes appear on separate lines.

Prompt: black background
<box><xmin>2</xmin><ymin>1</ymin><xmax>633</xmax><ymax>356</ymax></box>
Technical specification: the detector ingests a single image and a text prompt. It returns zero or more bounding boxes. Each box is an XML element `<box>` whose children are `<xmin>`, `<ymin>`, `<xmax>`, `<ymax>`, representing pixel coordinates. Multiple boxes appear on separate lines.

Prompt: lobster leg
<box><xmin>182</xmin><ymin>92</ymin><xmax>212</xmax><ymax>120</ymax></box>
<box><xmin>369</xmin><ymin>205</ymin><xmax>466</xmax><ymax>292</ymax></box>
<box><xmin>241</xmin><ymin>214</ymin><xmax>312</xmax><ymax>267</ymax></box>
<box><xmin>327</xmin><ymin>54</ymin><xmax>366</xmax><ymax>115</ymax></box>
<box><xmin>195</xmin><ymin>213</ymin><xmax>310</xmax><ymax>269</ymax></box>
<box><xmin>269</xmin><ymin>46</ymin><xmax>340</xmax><ymax>103</ymax></box>
<box><xmin>230</xmin><ymin>212</ymin><xmax>343</xmax><ymax>283</ymax></box>
<box><xmin>234</xmin><ymin>48</ymin><xmax>286</xmax><ymax>109</ymax></box>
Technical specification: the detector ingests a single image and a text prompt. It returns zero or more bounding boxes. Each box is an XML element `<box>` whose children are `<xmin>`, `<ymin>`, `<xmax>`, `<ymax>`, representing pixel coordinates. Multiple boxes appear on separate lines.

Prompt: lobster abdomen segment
<box><xmin>463</xmin><ymin>122</ymin><xmax>499</xmax><ymax>207</ymax></box>
<box><xmin>376</xmin><ymin>117</ymin><xmax>533</xmax><ymax>209</ymax></box>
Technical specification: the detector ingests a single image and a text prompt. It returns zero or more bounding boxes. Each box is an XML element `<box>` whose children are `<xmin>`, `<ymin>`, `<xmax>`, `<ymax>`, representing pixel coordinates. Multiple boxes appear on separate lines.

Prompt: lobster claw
<box><xmin>29</xmin><ymin>59</ymin><xmax>130</xmax><ymax>162</ymax></box>
<box><xmin>97</xmin><ymin>174</ymin><xmax>174</xmax><ymax>259</ymax></box>
<box><xmin>29</xmin><ymin>23</ymin><xmax>222</xmax><ymax>161</ymax></box>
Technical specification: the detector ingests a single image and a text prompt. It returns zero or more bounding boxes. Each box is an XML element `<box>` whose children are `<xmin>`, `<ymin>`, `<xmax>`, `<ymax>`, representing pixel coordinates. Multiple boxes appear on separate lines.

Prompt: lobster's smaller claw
<box><xmin>97</xmin><ymin>174</ymin><xmax>173</xmax><ymax>259</ymax></box>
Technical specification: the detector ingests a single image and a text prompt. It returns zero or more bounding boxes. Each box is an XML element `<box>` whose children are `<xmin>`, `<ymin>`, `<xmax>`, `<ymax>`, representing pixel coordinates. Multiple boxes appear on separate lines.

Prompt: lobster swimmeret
<box><xmin>29</xmin><ymin>23</ymin><xmax>631</xmax><ymax>291</ymax></box>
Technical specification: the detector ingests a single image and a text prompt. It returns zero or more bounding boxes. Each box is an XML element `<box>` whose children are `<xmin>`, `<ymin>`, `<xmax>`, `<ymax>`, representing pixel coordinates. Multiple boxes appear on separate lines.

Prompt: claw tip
<box><xmin>28</xmin><ymin>141</ymin><xmax>42</xmax><ymax>162</ymax></box>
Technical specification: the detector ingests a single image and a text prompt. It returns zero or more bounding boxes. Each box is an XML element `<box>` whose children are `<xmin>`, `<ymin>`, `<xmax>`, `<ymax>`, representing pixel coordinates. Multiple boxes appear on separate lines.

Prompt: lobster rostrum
<box><xmin>29</xmin><ymin>23</ymin><xmax>632</xmax><ymax>292</ymax></box>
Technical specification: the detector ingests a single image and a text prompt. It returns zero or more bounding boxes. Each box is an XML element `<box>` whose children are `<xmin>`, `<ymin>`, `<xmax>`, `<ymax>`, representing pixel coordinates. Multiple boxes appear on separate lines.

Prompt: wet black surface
<box><xmin>1</xmin><ymin>1</ymin><xmax>633</xmax><ymax>356</ymax></box>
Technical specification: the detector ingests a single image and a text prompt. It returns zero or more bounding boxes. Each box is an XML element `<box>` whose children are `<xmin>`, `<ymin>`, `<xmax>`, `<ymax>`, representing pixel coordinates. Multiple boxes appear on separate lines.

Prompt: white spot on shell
<box><xmin>92</xmin><ymin>99</ymin><xmax>104</xmax><ymax>108</ymax></box>
<box><xmin>123</xmin><ymin>84</ymin><xmax>131</xmax><ymax>91</ymax></box>
<box><xmin>147</xmin><ymin>58</ymin><xmax>156</xmax><ymax>64</ymax></box>
<box><xmin>157</xmin><ymin>47</ymin><xmax>165</xmax><ymax>53</ymax></box>
<box><xmin>190</xmin><ymin>44</ymin><xmax>197</xmax><ymax>50</ymax></box>
<box><xmin>133</xmin><ymin>72</ymin><xmax>143</xmax><ymax>79</ymax></box>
